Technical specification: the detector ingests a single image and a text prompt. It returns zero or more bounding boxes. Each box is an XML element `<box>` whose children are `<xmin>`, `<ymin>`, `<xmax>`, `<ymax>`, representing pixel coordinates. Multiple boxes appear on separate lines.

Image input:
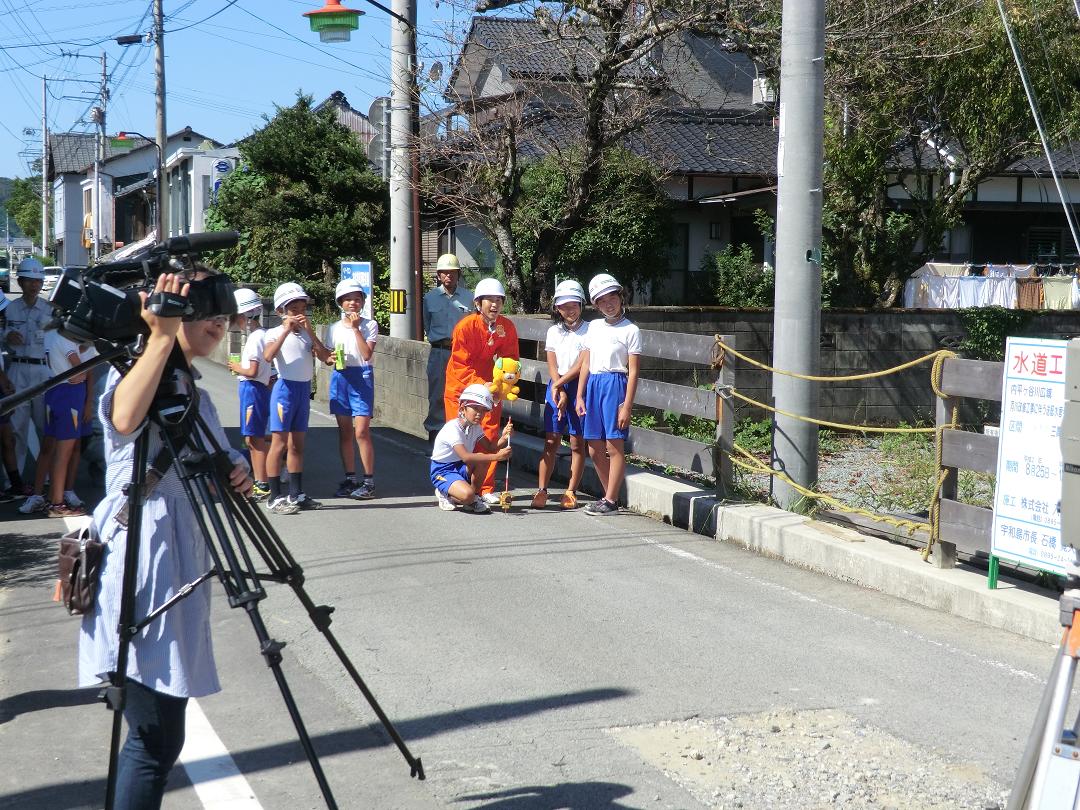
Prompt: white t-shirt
<box><xmin>585</xmin><ymin>317</ymin><xmax>642</xmax><ymax>374</ymax></box>
<box><xmin>240</xmin><ymin>327</ymin><xmax>272</xmax><ymax>386</ymax></box>
<box><xmin>431</xmin><ymin>418</ymin><xmax>482</xmax><ymax>464</ymax></box>
<box><xmin>329</xmin><ymin>318</ymin><xmax>379</xmax><ymax>368</ymax></box>
<box><xmin>544</xmin><ymin>321</ymin><xmax>589</xmax><ymax>376</ymax></box>
<box><xmin>45</xmin><ymin>330</ymin><xmax>98</xmax><ymax>379</ymax></box>
<box><xmin>264</xmin><ymin>325</ymin><xmax>316</xmax><ymax>382</ymax></box>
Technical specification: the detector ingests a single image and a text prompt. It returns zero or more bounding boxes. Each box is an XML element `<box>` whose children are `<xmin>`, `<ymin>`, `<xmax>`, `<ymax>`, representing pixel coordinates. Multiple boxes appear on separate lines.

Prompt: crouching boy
<box><xmin>430</xmin><ymin>383</ymin><xmax>512</xmax><ymax>514</ymax></box>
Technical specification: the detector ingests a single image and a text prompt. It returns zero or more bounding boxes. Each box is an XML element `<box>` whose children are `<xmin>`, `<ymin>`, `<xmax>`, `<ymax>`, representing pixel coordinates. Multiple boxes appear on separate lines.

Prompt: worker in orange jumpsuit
<box><xmin>443</xmin><ymin>277</ymin><xmax>520</xmax><ymax>502</ymax></box>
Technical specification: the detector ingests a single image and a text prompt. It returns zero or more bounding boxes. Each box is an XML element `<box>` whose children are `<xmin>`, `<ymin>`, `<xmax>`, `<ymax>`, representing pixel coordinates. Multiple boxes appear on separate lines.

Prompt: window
<box><xmin>709</xmin><ymin>221</ymin><xmax>722</xmax><ymax>240</ymax></box>
<box><xmin>668</xmin><ymin>223</ymin><xmax>689</xmax><ymax>272</ymax></box>
<box><xmin>1028</xmin><ymin>227</ymin><xmax>1063</xmax><ymax>262</ymax></box>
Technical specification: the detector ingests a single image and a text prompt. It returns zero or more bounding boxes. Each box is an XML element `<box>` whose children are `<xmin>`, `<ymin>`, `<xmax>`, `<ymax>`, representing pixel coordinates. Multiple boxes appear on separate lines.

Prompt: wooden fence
<box><xmin>505</xmin><ymin>316</ymin><xmax>735</xmax><ymax>494</ymax></box>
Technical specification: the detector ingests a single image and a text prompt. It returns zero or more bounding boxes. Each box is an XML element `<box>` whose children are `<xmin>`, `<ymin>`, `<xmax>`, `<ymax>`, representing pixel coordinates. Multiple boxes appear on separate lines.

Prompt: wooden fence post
<box><xmin>713</xmin><ymin>334</ymin><xmax>735</xmax><ymax>497</ymax></box>
<box><xmin>934</xmin><ymin>389</ymin><xmax>958</xmax><ymax>569</ymax></box>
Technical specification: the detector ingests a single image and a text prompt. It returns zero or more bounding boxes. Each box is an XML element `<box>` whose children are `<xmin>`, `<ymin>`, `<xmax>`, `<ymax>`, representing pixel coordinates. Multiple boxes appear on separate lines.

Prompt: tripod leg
<box><xmin>1008</xmin><ymin>637</ymin><xmax>1066</xmax><ymax>810</ymax></box>
<box><xmin>1030</xmin><ymin>651</ymin><xmax>1077</xmax><ymax>810</ymax></box>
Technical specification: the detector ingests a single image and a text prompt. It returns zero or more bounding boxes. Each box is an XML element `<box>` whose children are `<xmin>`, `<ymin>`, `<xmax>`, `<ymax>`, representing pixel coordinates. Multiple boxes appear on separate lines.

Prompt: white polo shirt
<box><xmin>431</xmin><ymin>418</ymin><xmax>481</xmax><ymax>464</ymax></box>
<box><xmin>329</xmin><ymin>318</ymin><xmax>379</xmax><ymax>368</ymax></box>
<box><xmin>264</xmin><ymin>325</ymin><xmax>315</xmax><ymax>382</ymax></box>
<box><xmin>544</xmin><ymin>321</ymin><xmax>589</xmax><ymax>376</ymax></box>
<box><xmin>585</xmin><ymin>317</ymin><xmax>642</xmax><ymax>374</ymax></box>
<box><xmin>240</xmin><ymin>327</ymin><xmax>273</xmax><ymax>386</ymax></box>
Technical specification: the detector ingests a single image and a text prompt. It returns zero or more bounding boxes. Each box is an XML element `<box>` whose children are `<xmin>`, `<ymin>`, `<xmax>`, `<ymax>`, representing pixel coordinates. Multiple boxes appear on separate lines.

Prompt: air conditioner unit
<box><xmin>753</xmin><ymin>77</ymin><xmax>775</xmax><ymax>105</ymax></box>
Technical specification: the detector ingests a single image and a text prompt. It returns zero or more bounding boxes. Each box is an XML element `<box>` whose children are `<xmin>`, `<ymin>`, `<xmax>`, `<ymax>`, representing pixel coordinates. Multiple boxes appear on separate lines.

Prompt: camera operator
<box><xmin>78</xmin><ymin>267</ymin><xmax>253</xmax><ymax>810</ymax></box>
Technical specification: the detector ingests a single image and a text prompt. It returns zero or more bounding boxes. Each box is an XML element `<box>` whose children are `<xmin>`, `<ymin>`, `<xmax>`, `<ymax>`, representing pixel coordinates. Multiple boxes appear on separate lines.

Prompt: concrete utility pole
<box><xmin>41</xmin><ymin>76</ymin><xmax>48</xmax><ymax>258</ymax></box>
<box><xmin>388</xmin><ymin>0</ymin><xmax>417</xmax><ymax>338</ymax></box>
<box><xmin>91</xmin><ymin>51</ymin><xmax>107</xmax><ymax>262</ymax></box>
<box><xmin>771</xmin><ymin>0</ymin><xmax>825</xmax><ymax>509</ymax></box>
<box><xmin>154</xmin><ymin>0</ymin><xmax>167</xmax><ymax>240</ymax></box>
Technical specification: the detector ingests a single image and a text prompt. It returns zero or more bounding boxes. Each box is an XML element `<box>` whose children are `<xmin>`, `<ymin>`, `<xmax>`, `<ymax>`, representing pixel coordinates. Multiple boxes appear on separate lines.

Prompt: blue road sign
<box><xmin>214</xmin><ymin>160</ymin><xmax>230</xmax><ymax>173</ymax></box>
<box><xmin>340</xmin><ymin>261</ymin><xmax>374</xmax><ymax>320</ymax></box>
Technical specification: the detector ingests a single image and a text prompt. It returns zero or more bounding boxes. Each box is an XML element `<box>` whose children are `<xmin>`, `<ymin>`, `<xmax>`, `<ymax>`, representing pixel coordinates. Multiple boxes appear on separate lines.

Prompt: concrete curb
<box><xmin>508</xmin><ymin>432</ymin><xmax>1060</xmax><ymax>646</ymax></box>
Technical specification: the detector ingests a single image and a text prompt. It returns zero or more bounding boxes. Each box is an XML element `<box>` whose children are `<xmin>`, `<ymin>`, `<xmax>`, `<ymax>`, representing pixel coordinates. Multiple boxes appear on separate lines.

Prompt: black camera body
<box><xmin>48</xmin><ymin>231</ymin><xmax>240</xmax><ymax>344</ymax></box>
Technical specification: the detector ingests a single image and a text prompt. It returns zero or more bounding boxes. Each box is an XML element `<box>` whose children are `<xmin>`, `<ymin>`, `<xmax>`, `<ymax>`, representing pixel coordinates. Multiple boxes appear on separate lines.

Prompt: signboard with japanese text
<box><xmin>339</xmin><ymin>261</ymin><xmax>373</xmax><ymax>320</ymax></box>
<box><xmin>991</xmin><ymin>337</ymin><xmax>1070</xmax><ymax>575</ymax></box>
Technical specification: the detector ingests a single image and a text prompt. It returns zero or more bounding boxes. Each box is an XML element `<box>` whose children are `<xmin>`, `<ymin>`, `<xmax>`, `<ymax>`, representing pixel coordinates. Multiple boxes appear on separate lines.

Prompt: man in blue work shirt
<box><xmin>423</xmin><ymin>253</ymin><xmax>473</xmax><ymax>444</ymax></box>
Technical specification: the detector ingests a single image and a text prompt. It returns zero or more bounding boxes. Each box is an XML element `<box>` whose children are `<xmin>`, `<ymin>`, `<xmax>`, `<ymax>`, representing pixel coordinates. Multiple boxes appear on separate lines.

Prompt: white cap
<box><xmin>233</xmin><ymin>288</ymin><xmax>262</xmax><ymax>314</ymax></box>
<box><xmin>16</xmin><ymin>258</ymin><xmax>45</xmax><ymax>280</ymax></box>
<box><xmin>553</xmin><ymin>279</ymin><xmax>586</xmax><ymax>306</ymax></box>
<box><xmin>588</xmin><ymin>273</ymin><xmax>622</xmax><ymax>304</ymax></box>
<box><xmin>335</xmin><ymin>278</ymin><xmax>367</xmax><ymax>303</ymax></box>
<box><xmin>474</xmin><ymin>277</ymin><xmax>506</xmax><ymax>300</ymax></box>
<box><xmin>273</xmin><ymin>282</ymin><xmax>309</xmax><ymax>311</ymax></box>
<box><xmin>459</xmin><ymin>383</ymin><xmax>494</xmax><ymax>411</ymax></box>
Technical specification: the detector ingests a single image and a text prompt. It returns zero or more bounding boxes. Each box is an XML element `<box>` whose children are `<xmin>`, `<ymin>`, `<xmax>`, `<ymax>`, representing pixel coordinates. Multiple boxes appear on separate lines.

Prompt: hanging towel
<box><xmin>923</xmin><ymin>276</ymin><xmax>960</xmax><ymax>308</ymax></box>
<box><xmin>982</xmin><ymin>276</ymin><xmax>1017</xmax><ymax>308</ymax></box>
<box><xmin>956</xmin><ymin>276</ymin><xmax>988</xmax><ymax>308</ymax></box>
<box><xmin>925</xmin><ymin>262</ymin><xmax>970</xmax><ymax>277</ymax></box>
<box><xmin>1041</xmin><ymin>276</ymin><xmax>1074</xmax><ymax>309</ymax></box>
<box><xmin>1015</xmin><ymin>277</ymin><xmax>1043</xmax><ymax>310</ymax></box>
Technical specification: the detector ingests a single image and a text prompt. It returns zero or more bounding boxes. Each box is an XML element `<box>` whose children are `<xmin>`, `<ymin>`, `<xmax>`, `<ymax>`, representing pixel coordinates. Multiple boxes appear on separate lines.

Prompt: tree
<box><xmin>421</xmin><ymin>1</ymin><xmax>734</xmax><ymax>311</ymax></box>
<box><xmin>727</xmin><ymin>0</ymin><xmax>1080</xmax><ymax>306</ymax></box>
<box><xmin>4</xmin><ymin>177</ymin><xmax>43</xmax><ymax>246</ymax></box>
<box><xmin>206</xmin><ymin>94</ymin><xmax>388</xmax><ymax>306</ymax></box>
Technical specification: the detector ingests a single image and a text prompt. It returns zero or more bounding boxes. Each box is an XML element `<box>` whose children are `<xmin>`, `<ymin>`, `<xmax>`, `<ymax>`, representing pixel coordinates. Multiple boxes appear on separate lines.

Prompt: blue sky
<box><xmin>0</xmin><ymin>0</ymin><xmax>470</xmax><ymax>179</ymax></box>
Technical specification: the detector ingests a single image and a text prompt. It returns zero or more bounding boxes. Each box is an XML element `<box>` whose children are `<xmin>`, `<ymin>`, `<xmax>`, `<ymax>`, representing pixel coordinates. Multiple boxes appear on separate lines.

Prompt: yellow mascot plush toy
<box><xmin>489</xmin><ymin>357</ymin><xmax>521</xmax><ymax>401</ymax></box>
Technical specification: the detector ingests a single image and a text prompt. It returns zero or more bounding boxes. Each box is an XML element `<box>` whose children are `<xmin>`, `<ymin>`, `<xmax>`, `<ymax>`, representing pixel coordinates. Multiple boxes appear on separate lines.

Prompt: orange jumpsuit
<box><xmin>443</xmin><ymin>313</ymin><xmax>520</xmax><ymax>495</ymax></box>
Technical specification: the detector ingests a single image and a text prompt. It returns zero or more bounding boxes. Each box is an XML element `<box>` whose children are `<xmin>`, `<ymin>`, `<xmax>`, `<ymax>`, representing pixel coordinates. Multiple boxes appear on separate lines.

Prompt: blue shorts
<box><xmin>329</xmin><ymin>366</ymin><xmax>374</xmax><ymax>418</ymax></box>
<box><xmin>44</xmin><ymin>382</ymin><xmax>86</xmax><ymax>440</ymax></box>
<box><xmin>543</xmin><ymin>379</ymin><xmax>582</xmax><ymax>436</ymax></box>
<box><xmin>270</xmin><ymin>378</ymin><xmax>311</xmax><ymax>433</ymax></box>
<box><xmin>430</xmin><ymin>458</ymin><xmax>469</xmax><ymax>496</ymax></box>
<box><xmin>239</xmin><ymin>379</ymin><xmax>271</xmax><ymax>437</ymax></box>
<box><xmin>583</xmin><ymin>372</ymin><xmax>629</xmax><ymax>441</ymax></box>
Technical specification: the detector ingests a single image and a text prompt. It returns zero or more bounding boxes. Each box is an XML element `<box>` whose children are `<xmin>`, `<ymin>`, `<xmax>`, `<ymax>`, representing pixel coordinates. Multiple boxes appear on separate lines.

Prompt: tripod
<box><xmin>1008</xmin><ymin>572</ymin><xmax>1080</xmax><ymax>809</ymax></box>
<box><xmin>99</xmin><ymin>348</ymin><xmax>423</xmax><ymax>809</ymax></box>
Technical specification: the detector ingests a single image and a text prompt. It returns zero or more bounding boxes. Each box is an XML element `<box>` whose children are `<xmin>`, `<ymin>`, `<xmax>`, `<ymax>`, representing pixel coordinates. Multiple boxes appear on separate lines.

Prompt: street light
<box><xmin>302</xmin><ymin>0</ymin><xmax>419</xmax><ymax>340</ymax></box>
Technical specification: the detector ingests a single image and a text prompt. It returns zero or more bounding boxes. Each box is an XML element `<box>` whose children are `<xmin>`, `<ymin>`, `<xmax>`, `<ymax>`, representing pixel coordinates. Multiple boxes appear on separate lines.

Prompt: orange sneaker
<box><xmin>560</xmin><ymin>490</ymin><xmax>577</xmax><ymax>509</ymax></box>
<box><xmin>531</xmin><ymin>489</ymin><xmax>548</xmax><ymax>509</ymax></box>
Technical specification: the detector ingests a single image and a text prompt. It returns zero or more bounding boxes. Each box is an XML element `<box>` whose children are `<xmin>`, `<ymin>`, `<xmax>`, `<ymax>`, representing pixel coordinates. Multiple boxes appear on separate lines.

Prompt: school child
<box><xmin>262</xmin><ymin>282</ymin><xmax>333</xmax><ymax>514</ymax></box>
<box><xmin>328</xmin><ymin>279</ymin><xmax>379</xmax><ymax>499</ymax></box>
<box><xmin>574</xmin><ymin>273</ymin><xmax>641</xmax><ymax>516</ymax></box>
<box><xmin>0</xmin><ymin>295</ymin><xmax>30</xmax><ymax>502</ymax></box>
<box><xmin>228</xmin><ymin>288</ymin><xmax>272</xmax><ymax>501</ymax></box>
<box><xmin>532</xmin><ymin>279</ymin><xmax>589</xmax><ymax>510</ymax></box>
<box><xmin>20</xmin><ymin>326</ymin><xmax>97</xmax><ymax>517</ymax></box>
<box><xmin>430</xmin><ymin>383</ymin><xmax>513</xmax><ymax>514</ymax></box>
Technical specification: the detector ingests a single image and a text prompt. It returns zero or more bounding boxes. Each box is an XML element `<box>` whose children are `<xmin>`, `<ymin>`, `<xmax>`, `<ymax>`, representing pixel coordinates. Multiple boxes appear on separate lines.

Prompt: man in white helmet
<box><xmin>2</xmin><ymin>258</ymin><xmax>52</xmax><ymax>485</ymax></box>
<box><xmin>422</xmin><ymin>253</ymin><xmax>473</xmax><ymax>443</ymax></box>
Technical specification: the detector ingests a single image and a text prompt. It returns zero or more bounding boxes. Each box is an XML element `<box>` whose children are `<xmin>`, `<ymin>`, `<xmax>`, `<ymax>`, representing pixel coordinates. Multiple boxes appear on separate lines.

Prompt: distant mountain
<box><xmin>0</xmin><ymin>177</ymin><xmax>26</xmax><ymax>237</ymax></box>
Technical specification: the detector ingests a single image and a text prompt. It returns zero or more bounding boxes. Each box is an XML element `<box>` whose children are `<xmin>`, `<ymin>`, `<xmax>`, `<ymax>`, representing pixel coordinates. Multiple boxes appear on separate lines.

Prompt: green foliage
<box><xmin>205</xmin><ymin>93</ymin><xmax>388</xmax><ymax>312</ymax></box>
<box><xmin>4</xmin><ymin>176</ymin><xmax>43</xmax><ymax>245</ymax></box>
<box><xmin>703</xmin><ymin>243</ymin><xmax>774</xmax><ymax>308</ymax></box>
<box><xmin>734</xmin><ymin>418</ymin><xmax>772</xmax><ymax>454</ymax></box>
<box><xmin>512</xmin><ymin>148</ymin><xmax>673</xmax><ymax>301</ymax></box>
<box><xmin>957</xmin><ymin>307</ymin><xmax>1033</xmax><ymax>361</ymax></box>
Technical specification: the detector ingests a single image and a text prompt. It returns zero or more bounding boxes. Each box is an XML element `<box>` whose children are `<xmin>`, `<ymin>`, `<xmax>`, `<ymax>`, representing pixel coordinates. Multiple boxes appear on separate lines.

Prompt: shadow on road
<box><xmin>0</xmin><ymin>686</ymin><xmax>99</xmax><ymax>724</ymax></box>
<box><xmin>453</xmin><ymin>782</ymin><xmax>636</xmax><ymax>808</ymax></box>
<box><xmin>0</xmin><ymin>530</ymin><xmax>60</xmax><ymax>586</ymax></box>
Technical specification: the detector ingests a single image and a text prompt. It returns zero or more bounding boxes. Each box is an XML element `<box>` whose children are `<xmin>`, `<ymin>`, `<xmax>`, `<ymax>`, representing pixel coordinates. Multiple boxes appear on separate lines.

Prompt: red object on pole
<box><xmin>303</xmin><ymin>0</ymin><xmax>363</xmax><ymax>42</ymax></box>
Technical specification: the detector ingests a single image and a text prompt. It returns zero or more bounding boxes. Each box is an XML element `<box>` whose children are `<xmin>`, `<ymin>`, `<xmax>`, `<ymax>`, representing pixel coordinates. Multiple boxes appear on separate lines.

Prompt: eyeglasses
<box><xmin>201</xmin><ymin>315</ymin><xmax>230</xmax><ymax>325</ymax></box>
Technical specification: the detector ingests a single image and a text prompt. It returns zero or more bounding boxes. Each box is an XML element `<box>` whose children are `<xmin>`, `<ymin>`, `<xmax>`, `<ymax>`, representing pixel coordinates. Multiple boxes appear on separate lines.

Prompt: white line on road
<box><xmin>642</xmin><ymin>535</ymin><xmax>1048</xmax><ymax>684</ymax></box>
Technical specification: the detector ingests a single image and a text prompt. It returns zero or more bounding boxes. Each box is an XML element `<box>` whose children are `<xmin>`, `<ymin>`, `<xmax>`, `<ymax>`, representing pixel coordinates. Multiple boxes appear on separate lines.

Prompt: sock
<box><xmin>363</xmin><ymin>474</ymin><xmax>373</xmax><ymax>483</ymax></box>
<box><xmin>6</xmin><ymin>468</ymin><xmax>23</xmax><ymax>489</ymax></box>
<box><xmin>269</xmin><ymin>476</ymin><xmax>281</xmax><ymax>501</ymax></box>
<box><xmin>289</xmin><ymin>473</ymin><xmax>302</xmax><ymax>500</ymax></box>
<box><xmin>344</xmin><ymin>472</ymin><xmax>357</xmax><ymax>483</ymax></box>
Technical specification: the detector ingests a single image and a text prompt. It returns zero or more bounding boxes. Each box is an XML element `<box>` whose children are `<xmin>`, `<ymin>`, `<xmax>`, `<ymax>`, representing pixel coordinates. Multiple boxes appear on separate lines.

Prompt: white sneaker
<box><xmin>64</xmin><ymin>490</ymin><xmax>84</xmax><ymax>509</ymax></box>
<box><xmin>19</xmin><ymin>494</ymin><xmax>47</xmax><ymax>515</ymax></box>
<box><xmin>267</xmin><ymin>497</ymin><xmax>300</xmax><ymax>515</ymax></box>
<box><xmin>468</xmin><ymin>497</ymin><xmax>491</xmax><ymax>514</ymax></box>
<box><xmin>435</xmin><ymin>489</ymin><xmax>456</xmax><ymax>512</ymax></box>
<box><xmin>481</xmin><ymin>492</ymin><xmax>501</xmax><ymax>505</ymax></box>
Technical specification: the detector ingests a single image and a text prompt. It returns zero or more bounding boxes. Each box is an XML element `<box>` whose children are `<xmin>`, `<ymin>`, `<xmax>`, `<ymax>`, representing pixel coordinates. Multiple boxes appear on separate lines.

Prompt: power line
<box><xmin>164</xmin><ymin>0</ymin><xmax>240</xmax><ymax>33</ymax></box>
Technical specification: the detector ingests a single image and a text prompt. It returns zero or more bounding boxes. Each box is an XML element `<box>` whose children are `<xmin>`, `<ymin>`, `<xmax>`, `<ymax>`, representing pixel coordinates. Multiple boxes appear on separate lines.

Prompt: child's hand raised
<box><xmin>501</xmin><ymin>419</ymin><xmax>514</xmax><ymax>439</ymax></box>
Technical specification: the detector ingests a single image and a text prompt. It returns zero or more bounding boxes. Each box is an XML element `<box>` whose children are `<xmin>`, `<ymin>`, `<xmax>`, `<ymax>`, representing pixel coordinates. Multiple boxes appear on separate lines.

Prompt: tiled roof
<box><xmin>1003</xmin><ymin>144</ymin><xmax>1080</xmax><ymax>176</ymax></box>
<box><xmin>49</xmin><ymin>132</ymin><xmax>152</xmax><ymax>176</ymax></box>
<box><xmin>460</xmin><ymin>16</ymin><xmax>600</xmax><ymax>82</ymax></box>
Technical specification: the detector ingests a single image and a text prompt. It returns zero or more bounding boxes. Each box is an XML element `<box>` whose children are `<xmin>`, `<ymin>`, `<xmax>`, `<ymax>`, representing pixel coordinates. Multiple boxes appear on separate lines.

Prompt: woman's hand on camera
<box><xmin>140</xmin><ymin>273</ymin><xmax>189</xmax><ymax>340</ymax></box>
<box><xmin>228</xmin><ymin>462</ymin><xmax>253</xmax><ymax>498</ymax></box>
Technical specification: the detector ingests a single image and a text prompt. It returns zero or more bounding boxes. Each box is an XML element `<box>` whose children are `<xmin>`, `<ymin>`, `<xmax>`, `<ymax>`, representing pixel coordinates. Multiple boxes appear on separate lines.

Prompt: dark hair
<box><xmin>551</xmin><ymin>297</ymin><xmax>584</xmax><ymax>331</ymax></box>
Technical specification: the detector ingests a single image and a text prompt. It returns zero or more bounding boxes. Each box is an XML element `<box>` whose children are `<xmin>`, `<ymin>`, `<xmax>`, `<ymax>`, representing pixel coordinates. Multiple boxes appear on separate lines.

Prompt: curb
<box><xmin>509</xmin><ymin>434</ymin><xmax>1060</xmax><ymax>645</ymax></box>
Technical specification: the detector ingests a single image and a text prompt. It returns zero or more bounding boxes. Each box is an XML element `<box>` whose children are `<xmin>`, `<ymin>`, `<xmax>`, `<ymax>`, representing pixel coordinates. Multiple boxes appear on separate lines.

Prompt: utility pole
<box><xmin>41</xmin><ymin>76</ymin><xmax>48</xmax><ymax>259</ymax></box>
<box><xmin>771</xmin><ymin>0</ymin><xmax>825</xmax><ymax>509</ymax></box>
<box><xmin>388</xmin><ymin>0</ymin><xmax>417</xmax><ymax>338</ymax></box>
<box><xmin>154</xmin><ymin>0</ymin><xmax>167</xmax><ymax>240</ymax></box>
<box><xmin>91</xmin><ymin>51</ymin><xmax>107</xmax><ymax>262</ymax></box>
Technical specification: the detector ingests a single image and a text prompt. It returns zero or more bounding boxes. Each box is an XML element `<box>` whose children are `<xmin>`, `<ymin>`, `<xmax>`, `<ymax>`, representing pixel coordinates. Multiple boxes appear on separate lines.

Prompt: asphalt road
<box><xmin>0</xmin><ymin>359</ymin><xmax>1064</xmax><ymax>809</ymax></box>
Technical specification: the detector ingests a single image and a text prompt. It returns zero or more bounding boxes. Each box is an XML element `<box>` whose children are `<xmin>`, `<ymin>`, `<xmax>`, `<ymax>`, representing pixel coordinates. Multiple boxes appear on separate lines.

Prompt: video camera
<box><xmin>47</xmin><ymin>230</ymin><xmax>241</xmax><ymax>344</ymax></box>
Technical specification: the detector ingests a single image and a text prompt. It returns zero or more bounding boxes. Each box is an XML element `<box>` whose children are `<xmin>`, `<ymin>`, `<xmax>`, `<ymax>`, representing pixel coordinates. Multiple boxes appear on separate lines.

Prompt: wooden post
<box><xmin>934</xmin><ymin>389</ymin><xmax>958</xmax><ymax>569</ymax></box>
<box><xmin>713</xmin><ymin>334</ymin><xmax>735</xmax><ymax>497</ymax></box>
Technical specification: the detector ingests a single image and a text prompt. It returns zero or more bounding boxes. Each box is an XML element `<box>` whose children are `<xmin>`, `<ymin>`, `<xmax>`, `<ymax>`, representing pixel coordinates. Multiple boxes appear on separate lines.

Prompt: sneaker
<box><xmin>4</xmin><ymin>484</ymin><xmax>32</xmax><ymax>501</ymax></box>
<box><xmin>584</xmin><ymin>498</ymin><xmax>619</xmax><ymax>516</ymax></box>
<box><xmin>63</xmin><ymin>490</ymin><xmax>84</xmax><ymax>509</ymax></box>
<box><xmin>251</xmin><ymin>481</ymin><xmax>271</xmax><ymax>502</ymax></box>
<box><xmin>334</xmin><ymin>478</ymin><xmax>359</xmax><ymax>498</ymax></box>
<box><xmin>290</xmin><ymin>494</ymin><xmax>322</xmax><ymax>511</ymax></box>
<box><xmin>467</xmin><ymin>497</ymin><xmax>491</xmax><ymax>514</ymax></box>
<box><xmin>18</xmin><ymin>494</ymin><xmax>47</xmax><ymax>515</ymax></box>
<box><xmin>267</xmin><ymin>497</ymin><xmax>301</xmax><ymax>515</ymax></box>
<box><xmin>349</xmin><ymin>480</ymin><xmax>376</xmax><ymax>500</ymax></box>
<box><xmin>435</xmin><ymin>489</ymin><xmax>456</xmax><ymax>511</ymax></box>
<box><xmin>481</xmin><ymin>492</ymin><xmax>501</xmax><ymax>505</ymax></box>
<box><xmin>48</xmin><ymin>503</ymin><xmax>86</xmax><ymax>518</ymax></box>
<box><xmin>560</xmin><ymin>491</ymin><xmax>578</xmax><ymax>509</ymax></box>
<box><xmin>531</xmin><ymin>489</ymin><xmax>548</xmax><ymax>509</ymax></box>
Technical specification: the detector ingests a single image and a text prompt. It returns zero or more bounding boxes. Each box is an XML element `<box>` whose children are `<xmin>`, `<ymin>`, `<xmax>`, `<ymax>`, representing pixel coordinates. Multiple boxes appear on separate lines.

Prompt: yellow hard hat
<box><xmin>436</xmin><ymin>253</ymin><xmax>461</xmax><ymax>273</ymax></box>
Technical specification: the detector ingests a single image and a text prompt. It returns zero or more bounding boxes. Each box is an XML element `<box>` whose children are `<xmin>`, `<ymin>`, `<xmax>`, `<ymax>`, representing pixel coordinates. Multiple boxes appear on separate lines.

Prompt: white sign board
<box><xmin>339</xmin><ymin>261</ymin><xmax>373</xmax><ymax>320</ymax></box>
<box><xmin>991</xmin><ymin>337</ymin><xmax>1070</xmax><ymax>575</ymax></box>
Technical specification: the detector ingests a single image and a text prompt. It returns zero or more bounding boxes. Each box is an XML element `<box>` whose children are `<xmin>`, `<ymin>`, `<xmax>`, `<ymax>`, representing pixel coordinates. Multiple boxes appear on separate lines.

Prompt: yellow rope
<box><xmin>728</xmin><ymin>389</ymin><xmax>938</xmax><ymax>433</ymax></box>
<box><xmin>715</xmin><ymin>337</ymin><xmax>957</xmax><ymax>383</ymax></box>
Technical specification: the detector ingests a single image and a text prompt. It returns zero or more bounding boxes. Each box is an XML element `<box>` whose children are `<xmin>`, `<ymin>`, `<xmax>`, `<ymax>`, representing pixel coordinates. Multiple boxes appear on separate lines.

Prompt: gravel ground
<box><xmin>612</xmin><ymin>710</ymin><xmax>1008</xmax><ymax>810</ymax></box>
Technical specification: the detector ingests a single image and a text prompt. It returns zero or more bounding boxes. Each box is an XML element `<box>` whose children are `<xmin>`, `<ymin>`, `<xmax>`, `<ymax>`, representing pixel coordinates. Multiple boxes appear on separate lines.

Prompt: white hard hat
<box><xmin>436</xmin><ymin>253</ymin><xmax>461</xmax><ymax>272</ymax></box>
<box><xmin>588</xmin><ymin>273</ymin><xmax>622</xmax><ymax>304</ymax></box>
<box><xmin>459</xmin><ymin>383</ymin><xmax>494</xmax><ymax>411</ymax></box>
<box><xmin>335</xmin><ymin>278</ymin><xmax>366</xmax><ymax>303</ymax></box>
<box><xmin>553</xmin><ymin>279</ymin><xmax>586</xmax><ymax>306</ymax></box>
<box><xmin>16</xmin><ymin>258</ymin><xmax>45</xmax><ymax>280</ymax></box>
<box><xmin>474</xmin><ymin>277</ymin><xmax>506</xmax><ymax>300</ymax></box>
<box><xmin>273</xmin><ymin>282</ymin><xmax>309</xmax><ymax>311</ymax></box>
<box><xmin>233</xmin><ymin>288</ymin><xmax>262</xmax><ymax>314</ymax></box>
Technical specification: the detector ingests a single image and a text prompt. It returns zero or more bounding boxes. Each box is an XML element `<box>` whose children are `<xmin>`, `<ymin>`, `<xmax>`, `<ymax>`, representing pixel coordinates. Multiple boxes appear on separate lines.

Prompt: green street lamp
<box><xmin>303</xmin><ymin>0</ymin><xmax>364</xmax><ymax>43</ymax></box>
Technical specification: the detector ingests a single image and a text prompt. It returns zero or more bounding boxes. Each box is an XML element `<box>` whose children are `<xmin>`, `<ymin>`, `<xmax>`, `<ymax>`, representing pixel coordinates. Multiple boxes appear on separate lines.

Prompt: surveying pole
<box><xmin>771</xmin><ymin>0</ymin><xmax>825</xmax><ymax>509</ymax></box>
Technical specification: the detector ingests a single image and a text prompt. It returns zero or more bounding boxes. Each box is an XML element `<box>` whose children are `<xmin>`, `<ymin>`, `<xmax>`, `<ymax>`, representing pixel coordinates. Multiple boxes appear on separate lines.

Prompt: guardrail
<box><xmin>505</xmin><ymin>316</ymin><xmax>735</xmax><ymax>494</ymax></box>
